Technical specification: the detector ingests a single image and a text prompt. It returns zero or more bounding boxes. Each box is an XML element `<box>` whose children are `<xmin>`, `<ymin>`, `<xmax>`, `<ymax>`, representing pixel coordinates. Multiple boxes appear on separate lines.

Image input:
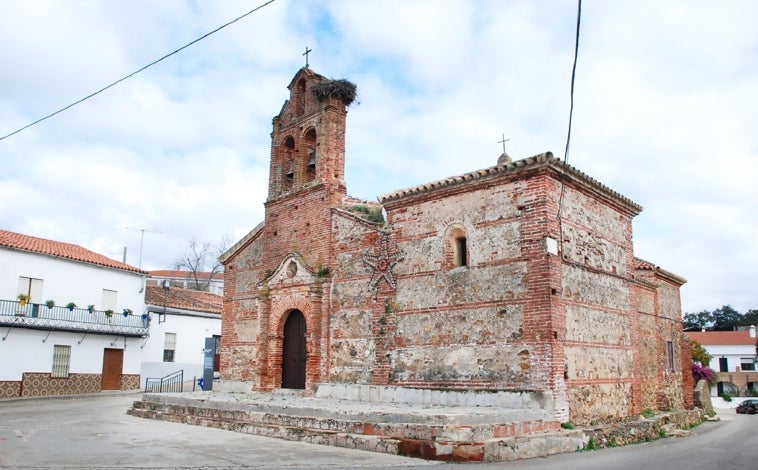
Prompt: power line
<box><xmin>0</xmin><ymin>0</ymin><xmax>278</xmax><ymax>142</ymax></box>
<box><xmin>557</xmin><ymin>0</ymin><xmax>582</xmax><ymax>247</ymax></box>
<box><xmin>563</xmin><ymin>0</ymin><xmax>582</xmax><ymax>167</ymax></box>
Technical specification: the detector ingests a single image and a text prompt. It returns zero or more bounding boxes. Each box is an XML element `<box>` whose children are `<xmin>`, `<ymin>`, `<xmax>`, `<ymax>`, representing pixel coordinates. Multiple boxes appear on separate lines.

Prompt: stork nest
<box><xmin>311</xmin><ymin>79</ymin><xmax>357</xmax><ymax>106</ymax></box>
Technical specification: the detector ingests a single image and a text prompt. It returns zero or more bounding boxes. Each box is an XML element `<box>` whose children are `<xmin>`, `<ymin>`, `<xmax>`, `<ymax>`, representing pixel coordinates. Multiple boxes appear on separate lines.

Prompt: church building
<box><xmin>219</xmin><ymin>67</ymin><xmax>692</xmax><ymax>426</ymax></box>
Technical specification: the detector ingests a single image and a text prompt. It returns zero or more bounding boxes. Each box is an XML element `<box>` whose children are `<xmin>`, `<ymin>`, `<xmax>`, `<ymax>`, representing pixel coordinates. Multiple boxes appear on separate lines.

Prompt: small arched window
<box><xmin>282</xmin><ymin>136</ymin><xmax>296</xmax><ymax>191</ymax></box>
<box><xmin>455</xmin><ymin>235</ymin><xmax>468</xmax><ymax>267</ymax></box>
<box><xmin>294</xmin><ymin>79</ymin><xmax>306</xmax><ymax>116</ymax></box>
<box><xmin>444</xmin><ymin>225</ymin><xmax>468</xmax><ymax>270</ymax></box>
<box><xmin>303</xmin><ymin>128</ymin><xmax>317</xmax><ymax>183</ymax></box>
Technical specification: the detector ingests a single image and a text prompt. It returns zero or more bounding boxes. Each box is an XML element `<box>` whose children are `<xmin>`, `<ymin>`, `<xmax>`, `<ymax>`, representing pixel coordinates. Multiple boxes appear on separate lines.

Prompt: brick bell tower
<box><xmin>263</xmin><ymin>67</ymin><xmax>356</xmax><ymax>271</ymax></box>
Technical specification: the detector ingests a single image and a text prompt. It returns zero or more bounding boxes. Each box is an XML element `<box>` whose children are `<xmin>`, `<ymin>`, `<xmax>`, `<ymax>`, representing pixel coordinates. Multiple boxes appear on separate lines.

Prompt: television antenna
<box><xmin>126</xmin><ymin>226</ymin><xmax>163</xmax><ymax>268</ymax></box>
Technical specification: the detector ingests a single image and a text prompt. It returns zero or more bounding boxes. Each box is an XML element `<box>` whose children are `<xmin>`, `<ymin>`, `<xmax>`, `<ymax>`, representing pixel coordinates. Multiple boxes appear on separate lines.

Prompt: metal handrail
<box><xmin>145</xmin><ymin>370</ymin><xmax>184</xmax><ymax>393</ymax></box>
<box><xmin>0</xmin><ymin>299</ymin><xmax>148</xmax><ymax>336</ymax></box>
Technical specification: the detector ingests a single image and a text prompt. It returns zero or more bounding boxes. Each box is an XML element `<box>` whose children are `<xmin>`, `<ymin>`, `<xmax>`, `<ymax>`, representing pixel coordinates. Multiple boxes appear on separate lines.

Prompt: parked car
<box><xmin>736</xmin><ymin>399</ymin><xmax>758</xmax><ymax>414</ymax></box>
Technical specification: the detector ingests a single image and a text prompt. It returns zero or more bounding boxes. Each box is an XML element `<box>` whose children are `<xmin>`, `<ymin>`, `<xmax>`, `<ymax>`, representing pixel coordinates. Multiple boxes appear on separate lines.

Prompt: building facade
<box><xmin>141</xmin><ymin>285</ymin><xmax>222</xmax><ymax>388</ymax></box>
<box><xmin>0</xmin><ymin>229</ymin><xmax>148</xmax><ymax>398</ymax></box>
<box><xmin>687</xmin><ymin>328</ymin><xmax>758</xmax><ymax>397</ymax></box>
<box><xmin>219</xmin><ymin>68</ymin><xmax>691</xmax><ymax>426</ymax></box>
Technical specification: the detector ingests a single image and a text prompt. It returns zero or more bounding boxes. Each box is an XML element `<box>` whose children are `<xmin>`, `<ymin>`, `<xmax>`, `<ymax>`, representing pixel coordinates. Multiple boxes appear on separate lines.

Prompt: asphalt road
<box><xmin>0</xmin><ymin>393</ymin><xmax>756</xmax><ymax>470</ymax></box>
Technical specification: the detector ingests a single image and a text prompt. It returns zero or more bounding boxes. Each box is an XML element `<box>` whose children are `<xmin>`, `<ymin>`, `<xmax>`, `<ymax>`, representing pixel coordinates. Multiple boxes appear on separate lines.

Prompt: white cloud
<box><xmin>1</xmin><ymin>0</ymin><xmax>756</xmax><ymax>314</ymax></box>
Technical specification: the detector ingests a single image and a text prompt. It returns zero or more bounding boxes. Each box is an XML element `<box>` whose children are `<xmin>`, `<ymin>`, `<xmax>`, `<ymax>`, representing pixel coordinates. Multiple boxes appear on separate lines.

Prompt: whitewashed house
<box><xmin>0</xmin><ymin>229</ymin><xmax>148</xmax><ymax>398</ymax></box>
<box><xmin>140</xmin><ymin>284</ymin><xmax>222</xmax><ymax>389</ymax></box>
<box><xmin>687</xmin><ymin>327</ymin><xmax>758</xmax><ymax>397</ymax></box>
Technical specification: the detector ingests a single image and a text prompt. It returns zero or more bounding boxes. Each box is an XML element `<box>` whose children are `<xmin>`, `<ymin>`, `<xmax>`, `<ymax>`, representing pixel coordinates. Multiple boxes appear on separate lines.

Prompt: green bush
<box><xmin>583</xmin><ymin>437</ymin><xmax>598</xmax><ymax>451</ymax></box>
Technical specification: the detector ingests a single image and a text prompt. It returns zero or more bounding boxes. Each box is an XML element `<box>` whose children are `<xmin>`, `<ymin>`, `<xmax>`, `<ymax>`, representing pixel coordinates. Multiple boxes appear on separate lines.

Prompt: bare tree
<box><xmin>173</xmin><ymin>235</ymin><xmax>232</xmax><ymax>291</ymax></box>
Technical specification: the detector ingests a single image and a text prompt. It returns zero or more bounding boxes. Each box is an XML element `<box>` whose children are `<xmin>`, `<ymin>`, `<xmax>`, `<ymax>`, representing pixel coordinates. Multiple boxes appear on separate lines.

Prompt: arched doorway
<box><xmin>281</xmin><ymin>310</ymin><xmax>306</xmax><ymax>389</ymax></box>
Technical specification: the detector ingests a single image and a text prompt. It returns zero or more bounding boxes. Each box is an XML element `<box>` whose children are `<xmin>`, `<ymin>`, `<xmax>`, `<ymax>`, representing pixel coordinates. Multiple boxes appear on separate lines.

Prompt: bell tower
<box><xmin>262</xmin><ymin>68</ymin><xmax>357</xmax><ymax>270</ymax></box>
<box><xmin>267</xmin><ymin>67</ymin><xmax>355</xmax><ymax>202</ymax></box>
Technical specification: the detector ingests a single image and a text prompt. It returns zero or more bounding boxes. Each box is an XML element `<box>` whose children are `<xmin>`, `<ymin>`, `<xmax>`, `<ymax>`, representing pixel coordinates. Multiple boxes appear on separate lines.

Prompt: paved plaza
<box><xmin>2</xmin><ymin>392</ymin><xmax>758</xmax><ymax>470</ymax></box>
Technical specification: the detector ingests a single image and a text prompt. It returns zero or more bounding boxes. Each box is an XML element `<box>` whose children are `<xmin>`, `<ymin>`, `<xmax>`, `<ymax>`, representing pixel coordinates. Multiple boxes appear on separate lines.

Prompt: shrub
<box><xmin>721</xmin><ymin>392</ymin><xmax>733</xmax><ymax>402</ymax></box>
<box><xmin>583</xmin><ymin>437</ymin><xmax>598</xmax><ymax>451</ymax></box>
<box><xmin>561</xmin><ymin>422</ymin><xmax>575</xmax><ymax>430</ymax></box>
<box><xmin>692</xmin><ymin>363</ymin><xmax>715</xmax><ymax>383</ymax></box>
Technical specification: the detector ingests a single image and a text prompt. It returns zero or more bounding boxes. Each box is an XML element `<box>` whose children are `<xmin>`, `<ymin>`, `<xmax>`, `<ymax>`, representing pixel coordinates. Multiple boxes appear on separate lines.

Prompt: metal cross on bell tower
<box><xmin>303</xmin><ymin>46</ymin><xmax>312</xmax><ymax>68</ymax></box>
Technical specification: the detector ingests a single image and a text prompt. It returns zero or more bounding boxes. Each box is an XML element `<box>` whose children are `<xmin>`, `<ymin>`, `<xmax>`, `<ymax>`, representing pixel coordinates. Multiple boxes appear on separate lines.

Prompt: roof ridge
<box><xmin>0</xmin><ymin>228</ymin><xmax>145</xmax><ymax>274</ymax></box>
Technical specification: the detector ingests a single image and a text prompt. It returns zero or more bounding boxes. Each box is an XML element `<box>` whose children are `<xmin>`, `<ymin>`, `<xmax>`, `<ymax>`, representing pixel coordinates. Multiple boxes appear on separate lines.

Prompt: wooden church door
<box><xmin>281</xmin><ymin>310</ymin><xmax>306</xmax><ymax>389</ymax></box>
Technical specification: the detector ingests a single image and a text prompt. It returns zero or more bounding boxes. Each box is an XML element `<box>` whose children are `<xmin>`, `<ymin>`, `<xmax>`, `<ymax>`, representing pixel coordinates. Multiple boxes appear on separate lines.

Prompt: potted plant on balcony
<box><xmin>87</xmin><ymin>304</ymin><xmax>95</xmax><ymax>314</ymax></box>
<box><xmin>45</xmin><ymin>299</ymin><xmax>55</xmax><ymax>309</ymax></box>
<box><xmin>122</xmin><ymin>308</ymin><xmax>133</xmax><ymax>317</ymax></box>
<box><xmin>66</xmin><ymin>302</ymin><xmax>77</xmax><ymax>311</ymax></box>
<box><xmin>104</xmin><ymin>309</ymin><xmax>113</xmax><ymax>319</ymax></box>
<box><xmin>16</xmin><ymin>294</ymin><xmax>30</xmax><ymax>316</ymax></box>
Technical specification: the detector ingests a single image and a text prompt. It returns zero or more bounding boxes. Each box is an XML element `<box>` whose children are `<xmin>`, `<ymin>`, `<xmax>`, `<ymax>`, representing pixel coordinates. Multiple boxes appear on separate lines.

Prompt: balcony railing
<box><xmin>0</xmin><ymin>300</ymin><xmax>149</xmax><ymax>337</ymax></box>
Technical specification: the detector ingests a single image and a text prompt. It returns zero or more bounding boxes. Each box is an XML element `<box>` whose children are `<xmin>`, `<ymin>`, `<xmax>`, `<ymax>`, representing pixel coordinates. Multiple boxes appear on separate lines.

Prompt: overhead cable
<box><xmin>0</xmin><ymin>0</ymin><xmax>277</xmax><ymax>142</ymax></box>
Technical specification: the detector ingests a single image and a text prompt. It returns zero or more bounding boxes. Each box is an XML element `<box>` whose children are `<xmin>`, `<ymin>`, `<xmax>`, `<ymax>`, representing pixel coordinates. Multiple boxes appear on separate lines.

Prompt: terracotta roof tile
<box><xmin>686</xmin><ymin>330</ymin><xmax>757</xmax><ymax>346</ymax></box>
<box><xmin>379</xmin><ymin>153</ymin><xmax>643</xmax><ymax>216</ymax></box>
<box><xmin>145</xmin><ymin>285</ymin><xmax>222</xmax><ymax>315</ymax></box>
<box><xmin>634</xmin><ymin>257</ymin><xmax>687</xmax><ymax>285</ymax></box>
<box><xmin>148</xmin><ymin>270</ymin><xmax>222</xmax><ymax>281</ymax></box>
<box><xmin>0</xmin><ymin>229</ymin><xmax>146</xmax><ymax>274</ymax></box>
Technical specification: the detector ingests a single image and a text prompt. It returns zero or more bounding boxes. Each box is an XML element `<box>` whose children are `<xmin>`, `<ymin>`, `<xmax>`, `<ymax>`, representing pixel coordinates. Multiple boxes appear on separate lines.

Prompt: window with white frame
<box><xmin>51</xmin><ymin>345</ymin><xmax>71</xmax><ymax>378</ymax></box>
<box><xmin>163</xmin><ymin>333</ymin><xmax>176</xmax><ymax>362</ymax></box>
<box><xmin>741</xmin><ymin>357</ymin><xmax>756</xmax><ymax>371</ymax></box>
<box><xmin>18</xmin><ymin>276</ymin><xmax>44</xmax><ymax>303</ymax></box>
<box><xmin>102</xmin><ymin>289</ymin><xmax>117</xmax><ymax>311</ymax></box>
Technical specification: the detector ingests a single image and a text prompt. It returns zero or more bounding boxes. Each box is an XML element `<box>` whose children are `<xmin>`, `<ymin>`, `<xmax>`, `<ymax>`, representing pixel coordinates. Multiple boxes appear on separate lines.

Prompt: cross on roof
<box><xmin>303</xmin><ymin>47</ymin><xmax>312</xmax><ymax>68</ymax></box>
<box><xmin>498</xmin><ymin>133</ymin><xmax>511</xmax><ymax>153</ymax></box>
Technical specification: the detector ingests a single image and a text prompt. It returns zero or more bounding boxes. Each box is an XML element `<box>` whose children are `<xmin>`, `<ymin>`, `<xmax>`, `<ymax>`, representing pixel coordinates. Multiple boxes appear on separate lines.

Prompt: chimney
<box><xmin>750</xmin><ymin>325</ymin><xmax>756</xmax><ymax>338</ymax></box>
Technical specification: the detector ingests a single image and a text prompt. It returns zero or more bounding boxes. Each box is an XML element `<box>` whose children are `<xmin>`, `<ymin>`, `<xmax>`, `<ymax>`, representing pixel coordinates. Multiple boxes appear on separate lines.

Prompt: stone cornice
<box><xmin>379</xmin><ymin>152</ymin><xmax>643</xmax><ymax>216</ymax></box>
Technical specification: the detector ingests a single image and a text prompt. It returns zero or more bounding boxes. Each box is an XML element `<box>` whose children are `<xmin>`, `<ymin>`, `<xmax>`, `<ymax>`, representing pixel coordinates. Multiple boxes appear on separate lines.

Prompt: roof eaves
<box><xmin>378</xmin><ymin>152</ymin><xmax>642</xmax><ymax>216</ymax></box>
<box><xmin>220</xmin><ymin>221</ymin><xmax>264</xmax><ymax>264</ymax></box>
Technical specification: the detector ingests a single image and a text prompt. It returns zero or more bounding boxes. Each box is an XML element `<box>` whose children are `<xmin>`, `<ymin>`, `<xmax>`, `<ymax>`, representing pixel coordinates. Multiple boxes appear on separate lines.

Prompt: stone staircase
<box><xmin>128</xmin><ymin>384</ymin><xmax>585</xmax><ymax>462</ymax></box>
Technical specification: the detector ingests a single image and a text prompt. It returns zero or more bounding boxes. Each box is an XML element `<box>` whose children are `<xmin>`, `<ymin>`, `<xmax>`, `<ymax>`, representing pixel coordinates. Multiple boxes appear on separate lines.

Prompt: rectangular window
<box><xmin>741</xmin><ymin>358</ymin><xmax>756</xmax><ymax>371</ymax></box>
<box><xmin>51</xmin><ymin>345</ymin><xmax>71</xmax><ymax>378</ymax></box>
<box><xmin>666</xmin><ymin>341</ymin><xmax>675</xmax><ymax>370</ymax></box>
<box><xmin>163</xmin><ymin>333</ymin><xmax>176</xmax><ymax>362</ymax></box>
<box><xmin>719</xmin><ymin>357</ymin><xmax>729</xmax><ymax>372</ymax></box>
<box><xmin>102</xmin><ymin>289</ymin><xmax>117</xmax><ymax>311</ymax></box>
<box><xmin>455</xmin><ymin>237</ymin><xmax>467</xmax><ymax>267</ymax></box>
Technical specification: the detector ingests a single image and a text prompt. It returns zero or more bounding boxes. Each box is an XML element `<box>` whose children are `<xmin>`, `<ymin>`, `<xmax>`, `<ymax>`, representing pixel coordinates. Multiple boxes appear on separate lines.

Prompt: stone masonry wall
<box><xmin>558</xmin><ymin>184</ymin><xmax>639</xmax><ymax>425</ymax></box>
<box><xmin>634</xmin><ymin>268</ymin><xmax>687</xmax><ymax>411</ymax></box>
<box><xmin>220</xmin><ymin>232</ymin><xmax>264</xmax><ymax>386</ymax></box>
<box><xmin>329</xmin><ymin>212</ymin><xmax>383</xmax><ymax>384</ymax></box>
<box><xmin>635</xmin><ymin>285</ymin><xmax>661</xmax><ymax>412</ymax></box>
<box><xmin>382</xmin><ymin>176</ymin><xmax>550</xmax><ymax>391</ymax></box>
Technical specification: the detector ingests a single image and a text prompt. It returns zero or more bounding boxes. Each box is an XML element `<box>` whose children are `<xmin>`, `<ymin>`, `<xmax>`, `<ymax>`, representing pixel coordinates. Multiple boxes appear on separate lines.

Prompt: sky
<box><xmin>1</xmin><ymin>0</ymin><xmax>756</xmax><ymax>314</ymax></box>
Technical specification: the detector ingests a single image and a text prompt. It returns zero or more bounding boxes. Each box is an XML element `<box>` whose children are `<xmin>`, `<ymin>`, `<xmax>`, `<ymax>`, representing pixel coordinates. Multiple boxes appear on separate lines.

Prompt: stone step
<box><xmin>128</xmin><ymin>394</ymin><xmax>582</xmax><ymax>461</ymax></box>
<box><xmin>129</xmin><ymin>398</ymin><xmax>553</xmax><ymax>441</ymax></box>
<box><xmin>135</xmin><ymin>391</ymin><xmax>548</xmax><ymax>425</ymax></box>
<box><xmin>128</xmin><ymin>405</ymin><xmax>402</xmax><ymax>455</ymax></box>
